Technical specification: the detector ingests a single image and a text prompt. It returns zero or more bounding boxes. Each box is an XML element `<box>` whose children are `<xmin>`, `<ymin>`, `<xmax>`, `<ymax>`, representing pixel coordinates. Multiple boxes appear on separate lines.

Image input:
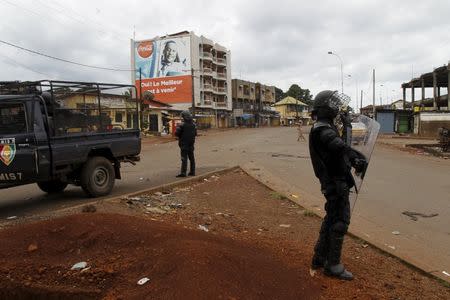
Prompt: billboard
<box><xmin>134</xmin><ymin>36</ymin><xmax>192</xmax><ymax>103</ymax></box>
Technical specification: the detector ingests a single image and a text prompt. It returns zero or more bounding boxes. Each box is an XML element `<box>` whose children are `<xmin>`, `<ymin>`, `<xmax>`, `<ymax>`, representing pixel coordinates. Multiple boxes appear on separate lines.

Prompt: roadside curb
<box><xmin>240</xmin><ymin>164</ymin><xmax>450</xmax><ymax>285</ymax></box>
<box><xmin>107</xmin><ymin>165</ymin><xmax>240</xmax><ymax>201</ymax></box>
<box><xmin>43</xmin><ymin>166</ymin><xmax>241</xmax><ymax>216</ymax></box>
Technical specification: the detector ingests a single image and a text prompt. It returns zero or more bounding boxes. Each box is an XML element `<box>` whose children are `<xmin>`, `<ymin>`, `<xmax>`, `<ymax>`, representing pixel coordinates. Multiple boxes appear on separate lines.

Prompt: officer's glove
<box><xmin>340</xmin><ymin>111</ymin><xmax>352</xmax><ymax>128</ymax></box>
<box><xmin>352</xmin><ymin>157</ymin><xmax>367</xmax><ymax>174</ymax></box>
<box><xmin>348</xmin><ymin>149</ymin><xmax>368</xmax><ymax>176</ymax></box>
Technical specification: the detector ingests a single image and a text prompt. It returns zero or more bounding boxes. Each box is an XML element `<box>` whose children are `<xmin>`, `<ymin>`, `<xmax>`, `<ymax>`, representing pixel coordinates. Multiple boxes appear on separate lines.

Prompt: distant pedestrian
<box><xmin>175</xmin><ymin>111</ymin><xmax>197</xmax><ymax>177</ymax></box>
<box><xmin>297</xmin><ymin>120</ymin><xmax>305</xmax><ymax>141</ymax></box>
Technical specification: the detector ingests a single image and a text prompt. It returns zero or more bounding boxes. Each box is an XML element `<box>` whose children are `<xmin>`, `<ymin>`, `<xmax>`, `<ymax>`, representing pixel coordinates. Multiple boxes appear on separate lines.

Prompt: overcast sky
<box><xmin>0</xmin><ymin>0</ymin><xmax>449</xmax><ymax>108</ymax></box>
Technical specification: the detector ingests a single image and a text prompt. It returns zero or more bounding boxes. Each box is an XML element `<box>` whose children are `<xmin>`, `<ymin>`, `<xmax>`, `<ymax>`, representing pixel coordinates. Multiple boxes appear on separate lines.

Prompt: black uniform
<box><xmin>309</xmin><ymin>120</ymin><xmax>354</xmax><ymax>268</ymax></box>
<box><xmin>175</xmin><ymin>113</ymin><xmax>197</xmax><ymax>176</ymax></box>
<box><xmin>308</xmin><ymin>90</ymin><xmax>364</xmax><ymax>281</ymax></box>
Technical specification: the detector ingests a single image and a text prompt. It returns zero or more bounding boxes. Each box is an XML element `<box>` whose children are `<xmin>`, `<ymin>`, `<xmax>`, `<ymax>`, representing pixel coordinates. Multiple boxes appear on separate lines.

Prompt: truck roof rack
<box><xmin>0</xmin><ymin>80</ymin><xmax>137</xmax><ymax>98</ymax></box>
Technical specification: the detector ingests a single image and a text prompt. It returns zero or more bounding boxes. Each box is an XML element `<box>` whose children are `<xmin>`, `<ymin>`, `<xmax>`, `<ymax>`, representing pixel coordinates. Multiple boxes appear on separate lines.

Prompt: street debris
<box><xmin>290</xmin><ymin>194</ymin><xmax>299</xmax><ymax>199</ymax></box>
<box><xmin>137</xmin><ymin>277</ymin><xmax>150</xmax><ymax>285</ymax></box>
<box><xmin>169</xmin><ymin>203</ymin><xmax>183</xmax><ymax>209</ymax></box>
<box><xmin>80</xmin><ymin>267</ymin><xmax>91</xmax><ymax>273</ymax></box>
<box><xmin>146</xmin><ymin>207</ymin><xmax>167</xmax><ymax>214</ymax></box>
<box><xmin>128</xmin><ymin>197</ymin><xmax>145</xmax><ymax>201</ymax></box>
<box><xmin>6</xmin><ymin>216</ymin><xmax>17</xmax><ymax>220</ymax></box>
<box><xmin>279</xmin><ymin>224</ymin><xmax>291</xmax><ymax>228</ymax></box>
<box><xmin>362</xmin><ymin>244</ymin><xmax>369</xmax><ymax>248</ymax></box>
<box><xmin>27</xmin><ymin>243</ymin><xmax>38</xmax><ymax>252</ymax></box>
<box><xmin>198</xmin><ymin>225</ymin><xmax>209</xmax><ymax>232</ymax></box>
<box><xmin>173</xmin><ymin>187</ymin><xmax>192</xmax><ymax>193</ymax></box>
<box><xmin>121</xmin><ymin>190</ymin><xmax>188</xmax><ymax>216</ymax></box>
<box><xmin>402</xmin><ymin>211</ymin><xmax>438</xmax><ymax>221</ymax></box>
<box><xmin>309</xmin><ymin>268</ymin><xmax>317</xmax><ymax>277</ymax></box>
<box><xmin>82</xmin><ymin>205</ymin><xmax>97</xmax><ymax>213</ymax></box>
<box><xmin>392</xmin><ymin>231</ymin><xmax>400</xmax><ymax>235</ymax></box>
<box><xmin>387</xmin><ymin>245</ymin><xmax>396</xmax><ymax>250</ymax></box>
<box><xmin>442</xmin><ymin>271</ymin><xmax>450</xmax><ymax>277</ymax></box>
<box><xmin>71</xmin><ymin>262</ymin><xmax>88</xmax><ymax>270</ymax></box>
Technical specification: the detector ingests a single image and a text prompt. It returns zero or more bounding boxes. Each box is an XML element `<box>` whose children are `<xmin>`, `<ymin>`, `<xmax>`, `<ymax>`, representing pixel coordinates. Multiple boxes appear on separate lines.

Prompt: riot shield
<box><xmin>349</xmin><ymin>115</ymin><xmax>380</xmax><ymax>213</ymax></box>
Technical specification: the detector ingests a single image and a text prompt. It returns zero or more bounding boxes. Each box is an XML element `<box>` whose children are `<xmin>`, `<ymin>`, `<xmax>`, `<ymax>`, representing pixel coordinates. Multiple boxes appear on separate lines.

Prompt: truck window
<box><xmin>54</xmin><ymin>107</ymin><xmax>103</xmax><ymax>135</ymax></box>
<box><xmin>0</xmin><ymin>103</ymin><xmax>28</xmax><ymax>134</ymax></box>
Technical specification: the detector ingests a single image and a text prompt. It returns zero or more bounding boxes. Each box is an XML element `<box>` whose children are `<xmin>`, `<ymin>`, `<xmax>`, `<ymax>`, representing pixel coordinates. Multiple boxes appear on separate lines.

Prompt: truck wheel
<box><xmin>80</xmin><ymin>157</ymin><xmax>115</xmax><ymax>197</ymax></box>
<box><xmin>37</xmin><ymin>180</ymin><xmax>68</xmax><ymax>194</ymax></box>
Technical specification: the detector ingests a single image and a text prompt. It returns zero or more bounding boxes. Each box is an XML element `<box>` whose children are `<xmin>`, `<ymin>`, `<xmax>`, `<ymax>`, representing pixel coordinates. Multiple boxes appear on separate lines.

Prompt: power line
<box><xmin>45</xmin><ymin>0</ymin><xmax>130</xmax><ymax>40</ymax></box>
<box><xmin>0</xmin><ymin>0</ymin><xmax>68</xmax><ymax>28</ymax></box>
<box><xmin>1</xmin><ymin>0</ymin><xmax>129</xmax><ymax>43</ymax></box>
<box><xmin>0</xmin><ymin>52</ymin><xmax>51</xmax><ymax>77</ymax></box>
<box><xmin>0</xmin><ymin>39</ymin><xmax>134</xmax><ymax>72</ymax></box>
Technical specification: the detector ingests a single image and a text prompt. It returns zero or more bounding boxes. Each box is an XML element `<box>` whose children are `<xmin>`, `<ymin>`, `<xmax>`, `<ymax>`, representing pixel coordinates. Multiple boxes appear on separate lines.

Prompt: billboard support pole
<box><xmin>191</xmin><ymin>68</ymin><xmax>195</xmax><ymax>118</ymax></box>
<box><xmin>139</xmin><ymin>67</ymin><xmax>143</xmax><ymax>130</ymax></box>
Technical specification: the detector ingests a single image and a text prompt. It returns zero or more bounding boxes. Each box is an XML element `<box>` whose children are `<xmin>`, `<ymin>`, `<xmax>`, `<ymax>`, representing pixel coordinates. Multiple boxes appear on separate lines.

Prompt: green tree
<box><xmin>286</xmin><ymin>84</ymin><xmax>313</xmax><ymax>106</ymax></box>
<box><xmin>275</xmin><ymin>87</ymin><xmax>285</xmax><ymax>101</ymax></box>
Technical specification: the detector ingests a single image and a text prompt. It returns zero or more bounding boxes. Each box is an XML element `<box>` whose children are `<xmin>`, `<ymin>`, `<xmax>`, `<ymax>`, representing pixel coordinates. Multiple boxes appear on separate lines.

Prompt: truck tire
<box><xmin>37</xmin><ymin>180</ymin><xmax>68</xmax><ymax>194</ymax></box>
<box><xmin>80</xmin><ymin>157</ymin><xmax>115</xmax><ymax>197</ymax></box>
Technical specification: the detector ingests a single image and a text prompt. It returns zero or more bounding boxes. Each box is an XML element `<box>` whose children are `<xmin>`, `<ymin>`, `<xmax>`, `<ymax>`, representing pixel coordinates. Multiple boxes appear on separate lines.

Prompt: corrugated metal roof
<box><xmin>273</xmin><ymin>96</ymin><xmax>308</xmax><ymax>106</ymax></box>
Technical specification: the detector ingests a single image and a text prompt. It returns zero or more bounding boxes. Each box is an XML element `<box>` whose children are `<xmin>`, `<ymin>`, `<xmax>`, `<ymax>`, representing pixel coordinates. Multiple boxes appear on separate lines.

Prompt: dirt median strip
<box><xmin>0</xmin><ymin>167</ymin><xmax>449</xmax><ymax>299</ymax></box>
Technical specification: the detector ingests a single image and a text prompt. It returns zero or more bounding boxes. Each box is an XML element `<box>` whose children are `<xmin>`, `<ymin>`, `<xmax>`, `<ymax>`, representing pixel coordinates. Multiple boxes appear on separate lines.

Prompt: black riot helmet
<box><xmin>312</xmin><ymin>90</ymin><xmax>350</xmax><ymax>120</ymax></box>
<box><xmin>181</xmin><ymin>110</ymin><xmax>193</xmax><ymax>122</ymax></box>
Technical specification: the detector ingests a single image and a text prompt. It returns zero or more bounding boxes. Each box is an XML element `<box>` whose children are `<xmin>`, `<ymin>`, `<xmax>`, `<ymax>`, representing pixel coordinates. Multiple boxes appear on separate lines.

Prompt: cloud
<box><xmin>0</xmin><ymin>0</ymin><xmax>449</xmax><ymax>109</ymax></box>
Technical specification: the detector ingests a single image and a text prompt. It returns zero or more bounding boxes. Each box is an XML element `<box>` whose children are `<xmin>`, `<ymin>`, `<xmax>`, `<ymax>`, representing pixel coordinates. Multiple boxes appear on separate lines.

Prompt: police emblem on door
<box><xmin>0</xmin><ymin>138</ymin><xmax>16</xmax><ymax>166</ymax></box>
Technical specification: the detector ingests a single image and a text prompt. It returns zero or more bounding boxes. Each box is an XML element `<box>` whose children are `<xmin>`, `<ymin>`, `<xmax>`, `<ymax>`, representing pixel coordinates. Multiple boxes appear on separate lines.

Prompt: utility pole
<box><xmin>355</xmin><ymin>81</ymin><xmax>358</xmax><ymax>112</ymax></box>
<box><xmin>191</xmin><ymin>68</ymin><xmax>196</xmax><ymax>119</ymax></box>
<box><xmin>360</xmin><ymin>90</ymin><xmax>363</xmax><ymax>114</ymax></box>
<box><xmin>139</xmin><ymin>67</ymin><xmax>143</xmax><ymax>129</ymax></box>
<box><xmin>372</xmin><ymin>69</ymin><xmax>376</xmax><ymax>119</ymax></box>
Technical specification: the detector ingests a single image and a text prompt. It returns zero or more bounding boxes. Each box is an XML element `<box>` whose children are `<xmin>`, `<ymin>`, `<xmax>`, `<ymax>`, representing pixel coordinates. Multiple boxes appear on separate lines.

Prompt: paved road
<box><xmin>1</xmin><ymin>127</ymin><xmax>449</xmax><ymax>280</ymax></box>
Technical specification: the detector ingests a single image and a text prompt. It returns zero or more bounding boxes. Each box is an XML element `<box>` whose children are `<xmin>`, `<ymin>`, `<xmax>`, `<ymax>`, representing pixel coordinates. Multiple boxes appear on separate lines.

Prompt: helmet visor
<box><xmin>329</xmin><ymin>92</ymin><xmax>351</xmax><ymax>111</ymax></box>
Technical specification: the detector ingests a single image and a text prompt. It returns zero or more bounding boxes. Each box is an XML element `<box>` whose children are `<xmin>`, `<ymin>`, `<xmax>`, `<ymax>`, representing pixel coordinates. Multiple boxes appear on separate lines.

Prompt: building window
<box><xmin>115</xmin><ymin>112</ymin><xmax>123</xmax><ymax>123</ymax></box>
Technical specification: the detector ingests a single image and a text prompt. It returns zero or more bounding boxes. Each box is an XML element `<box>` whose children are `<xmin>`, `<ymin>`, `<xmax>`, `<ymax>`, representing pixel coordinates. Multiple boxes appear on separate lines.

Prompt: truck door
<box><xmin>0</xmin><ymin>100</ymin><xmax>37</xmax><ymax>187</ymax></box>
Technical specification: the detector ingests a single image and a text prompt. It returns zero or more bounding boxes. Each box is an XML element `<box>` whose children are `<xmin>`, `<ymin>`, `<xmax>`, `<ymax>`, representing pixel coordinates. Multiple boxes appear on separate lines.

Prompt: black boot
<box><xmin>324</xmin><ymin>263</ymin><xmax>353</xmax><ymax>281</ymax></box>
<box><xmin>311</xmin><ymin>222</ymin><xmax>329</xmax><ymax>269</ymax></box>
<box><xmin>324</xmin><ymin>233</ymin><xmax>353</xmax><ymax>280</ymax></box>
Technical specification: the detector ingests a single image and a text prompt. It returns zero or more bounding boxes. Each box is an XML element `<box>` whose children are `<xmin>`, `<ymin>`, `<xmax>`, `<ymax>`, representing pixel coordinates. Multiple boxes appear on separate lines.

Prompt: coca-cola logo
<box><xmin>137</xmin><ymin>41</ymin><xmax>153</xmax><ymax>58</ymax></box>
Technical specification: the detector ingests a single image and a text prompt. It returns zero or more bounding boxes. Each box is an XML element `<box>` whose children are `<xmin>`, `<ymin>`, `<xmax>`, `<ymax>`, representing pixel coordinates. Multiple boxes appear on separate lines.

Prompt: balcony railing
<box><xmin>202</xmin><ymin>52</ymin><xmax>213</xmax><ymax>60</ymax></box>
<box><xmin>216</xmin><ymin>87</ymin><xmax>226</xmax><ymax>93</ymax></box>
<box><xmin>216</xmin><ymin>72</ymin><xmax>226</xmax><ymax>79</ymax></box>
<box><xmin>216</xmin><ymin>101</ymin><xmax>227</xmax><ymax>107</ymax></box>
<box><xmin>202</xmin><ymin>84</ymin><xmax>214</xmax><ymax>91</ymax></box>
<box><xmin>216</xmin><ymin>58</ymin><xmax>226</xmax><ymax>65</ymax></box>
<box><xmin>202</xmin><ymin>67</ymin><xmax>212</xmax><ymax>74</ymax></box>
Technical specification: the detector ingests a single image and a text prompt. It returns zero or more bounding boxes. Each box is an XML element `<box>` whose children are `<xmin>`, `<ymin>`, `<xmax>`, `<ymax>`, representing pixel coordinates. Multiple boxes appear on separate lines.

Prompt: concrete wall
<box><xmin>416</xmin><ymin>112</ymin><xmax>450</xmax><ymax>137</ymax></box>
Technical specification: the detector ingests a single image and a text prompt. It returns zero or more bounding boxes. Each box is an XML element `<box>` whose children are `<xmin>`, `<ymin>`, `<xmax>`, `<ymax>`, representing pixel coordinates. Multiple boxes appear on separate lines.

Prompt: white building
<box><xmin>131</xmin><ymin>31</ymin><xmax>232</xmax><ymax>128</ymax></box>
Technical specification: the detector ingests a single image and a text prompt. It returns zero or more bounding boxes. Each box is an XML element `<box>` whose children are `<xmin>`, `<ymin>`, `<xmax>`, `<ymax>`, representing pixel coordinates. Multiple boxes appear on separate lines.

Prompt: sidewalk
<box><xmin>377</xmin><ymin>134</ymin><xmax>448</xmax><ymax>158</ymax></box>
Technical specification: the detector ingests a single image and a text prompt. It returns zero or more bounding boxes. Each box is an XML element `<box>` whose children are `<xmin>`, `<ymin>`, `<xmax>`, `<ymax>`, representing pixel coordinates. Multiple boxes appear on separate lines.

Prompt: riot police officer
<box><xmin>309</xmin><ymin>90</ymin><xmax>366</xmax><ymax>280</ymax></box>
<box><xmin>175</xmin><ymin>111</ymin><xmax>197</xmax><ymax>177</ymax></box>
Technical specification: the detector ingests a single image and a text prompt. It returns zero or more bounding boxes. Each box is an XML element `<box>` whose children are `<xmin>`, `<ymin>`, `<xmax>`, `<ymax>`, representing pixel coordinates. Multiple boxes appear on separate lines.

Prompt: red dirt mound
<box><xmin>0</xmin><ymin>213</ymin><xmax>320</xmax><ymax>300</ymax></box>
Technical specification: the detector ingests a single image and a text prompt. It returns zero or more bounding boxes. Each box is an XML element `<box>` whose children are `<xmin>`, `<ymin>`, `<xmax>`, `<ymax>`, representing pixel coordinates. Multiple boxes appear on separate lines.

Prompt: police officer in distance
<box><xmin>309</xmin><ymin>90</ymin><xmax>367</xmax><ymax>280</ymax></box>
<box><xmin>175</xmin><ymin>110</ymin><xmax>197</xmax><ymax>177</ymax></box>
